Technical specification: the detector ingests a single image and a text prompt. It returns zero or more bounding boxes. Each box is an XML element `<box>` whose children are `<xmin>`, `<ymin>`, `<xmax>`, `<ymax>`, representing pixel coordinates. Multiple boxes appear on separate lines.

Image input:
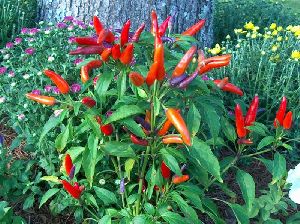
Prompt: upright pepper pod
<box><xmin>244</xmin><ymin>94</ymin><xmax>259</xmax><ymax>127</ymax></box>
<box><xmin>154</xmin><ymin>33</ymin><xmax>165</xmax><ymax>80</ymax></box>
<box><xmin>93</xmin><ymin>16</ymin><xmax>103</xmax><ymax>35</ymax></box>
<box><xmin>26</xmin><ymin>93</ymin><xmax>56</xmax><ymax>106</ymax></box>
<box><xmin>274</xmin><ymin>96</ymin><xmax>287</xmax><ymax>127</ymax></box>
<box><xmin>112</xmin><ymin>44</ymin><xmax>121</xmax><ymax>60</ymax></box>
<box><xmin>82</xmin><ymin>97</ymin><xmax>96</xmax><ymax>108</ymax></box>
<box><xmin>132</xmin><ymin>23</ymin><xmax>145</xmax><ymax>42</ymax></box>
<box><xmin>235</xmin><ymin>104</ymin><xmax>247</xmax><ymax>138</ymax></box>
<box><xmin>101</xmin><ymin>48</ymin><xmax>112</xmax><ymax>62</ymax></box>
<box><xmin>151</xmin><ymin>10</ymin><xmax>158</xmax><ymax>35</ymax></box>
<box><xmin>97</xmin><ymin>29</ymin><xmax>108</xmax><ymax>44</ymax></box>
<box><xmin>146</xmin><ymin>62</ymin><xmax>158</xmax><ymax>86</ymax></box>
<box><xmin>44</xmin><ymin>70</ymin><xmax>70</xmax><ymax>94</ymax></box>
<box><xmin>182</xmin><ymin>19</ymin><xmax>206</xmax><ymax>36</ymax></box>
<box><xmin>158</xmin><ymin>119</ymin><xmax>172</xmax><ymax>136</ymax></box>
<box><xmin>161</xmin><ymin>162</ymin><xmax>171</xmax><ymax>179</ymax></box>
<box><xmin>159</xmin><ymin>16</ymin><xmax>171</xmax><ymax>36</ymax></box>
<box><xmin>120</xmin><ymin>20</ymin><xmax>131</xmax><ymax>47</ymax></box>
<box><xmin>61</xmin><ymin>180</ymin><xmax>84</xmax><ymax>199</ymax></box>
<box><xmin>105</xmin><ymin>30</ymin><xmax>115</xmax><ymax>43</ymax></box>
<box><xmin>120</xmin><ymin>43</ymin><xmax>134</xmax><ymax>65</ymax></box>
<box><xmin>283</xmin><ymin>111</ymin><xmax>293</xmax><ymax>129</ymax></box>
<box><xmin>166</xmin><ymin>108</ymin><xmax>191</xmax><ymax>146</ymax></box>
<box><xmin>172</xmin><ymin>46</ymin><xmax>197</xmax><ymax>78</ymax></box>
<box><xmin>129</xmin><ymin>72</ymin><xmax>145</xmax><ymax>87</ymax></box>
<box><xmin>64</xmin><ymin>154</ymin><xmax>75</xmax><ymax>179</ymax></box>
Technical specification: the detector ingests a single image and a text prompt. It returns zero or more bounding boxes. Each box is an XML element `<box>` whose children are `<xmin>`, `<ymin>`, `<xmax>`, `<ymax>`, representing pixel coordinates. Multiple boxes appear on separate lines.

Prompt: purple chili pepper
<box><xmin>69</xmin><ymin>165</ymin><xmax>75</xmax><ymax>179</ymax></box>
<box><xmin>0</xmin><ymin>135</ymin><xmax>4</xmax><ymax>145</ymax></box>
<box><xmin>180</xmin><ymin>164</ymin><xmax>187</xmax><ymax>172</ymax></box>
<box><xmin>178</xmin><ymin>70</ymin><xmax>199</xmax><ymax>89</ymax></box>
<box><xmin>169</xmin><ymin>73</ymin><xmax>188</xmax><ymax>86</ymax></box>
<box><xmin>162</xmin><ymin>36</ymin><xmax>176</xmax><ymax>43</ymax></box>
<box><xmin>69</xmin><ymin>46</ymin><xmax>103</xmax><ymax>55</ymax></box>
<box><xmin>134</xmin><ymin>116</ymin><xmax>151</xmax><ymax>131</ymax></box>
<box><xmin>257</xmin><ymin>108</ymin><xmax>266</xmax><ymax>114</ymax></box>
<box><xmin>120</xmin><ymin>178</ymin><xmax>125</xmax><ymax>194</ymax></box>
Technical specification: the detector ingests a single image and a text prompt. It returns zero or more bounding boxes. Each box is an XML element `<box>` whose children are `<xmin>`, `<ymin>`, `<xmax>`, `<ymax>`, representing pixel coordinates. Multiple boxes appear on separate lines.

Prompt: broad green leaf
<box><xmin>39</xmin><ymin>188</ymin><xmax>60</xmax><ymax>208</ymax></box>
<box><xmin>287</xmin><ymin>211</ymin><xmax>300</xmax><ymax>224</ymax></box>
<box><xmin>120</xmin><ymin>118</ymin><xmax>146</xmax><ymax>138</ymax></box>
<box><xmin>137</xmin><ymin>88</ymin><xmax>147</xmax><ymax>98</ymax></box>
<box><xmin>83</xmin><ymin>134</ymin><xmax>99</xmax><ymax>186</ymax></box>
<box><xmin>40</xmin><ymin>176</ymin><xmax>60</xmax><ymax>184</ymax></box>
<box><xmin>102</xmin><ymin>142</ymin><xmax>135</xmax><ymax>157</ymax></box>
<box><xmin>144</xmin><ymin>203</ymin><xmax>155</xmax><ymax>215</ymax></box>
<box><xmin>215</xmin><ymin>182</ymin><xmax>237</xmax><ymax>199</ymax></box>
<box><xmin>84</xmin><ymin>193</ymin><xmax>99</xmax><ymax>208</ymax></box>
<box><xmin>247</xmin><ymin>123</ymin><xmax>267</xmax><ymax>136</ymax></box>
<box><xmin>236</xmin><ymin>169</ymin><xmax>255</xmax><ymax>212</ymax></box>
<box><xmin>228</xmin><ymin>203</ymin><xmax>249</xmax><ymax>224</ymax></box>
<box><xmin>160</xmin><ymin>211</ymin><xmax>186</xmax><ymax>224</ymax></box>
<box><xmin>67</xmin><ymin>147</ymin><xmax>85</xmax><ymax>160</ymax></box>
<box><xmin>132</xmin><ymin>215</ymin><xmax>151</xmax><ymax>223</ymax></box>
<box><xmin>125</xmin><ymin>158</ymin><xmax>135</xmax><ymax>180</ymax></box>
<box><xmin>55</xmin><ymin>123</ymin><xmax>71</xmax><ymax>152</ymax></box>
<box><xmin>257</xmin><ymin>136</ymin><xmax>275</xmax><ymax>150</ymax></box>
<box><xmin>180</xmin><ymin>190</ymin><xmax>203</xmax><ymax>211</ymax></box>
<box><xmin>94</xmin><ymin>187</ymin><xmax>117</xmax><ymax>205</ymax></box>
<box><xmin>187</xmin><ymin>103</ymin><xmax>201</xmax><ymax>137</ymax></box>
<box><xmin>164</xmin><ymin>147</ymin><xmax>186</xmax><ymax>163</ymax></box>
<box><xmin>85</xmin><ymin>114</ymin><xmax>102</xmax><ymax>138</ymax></box>
<box><xmin>104</xmin><ymin>105</ymin><xmax>144</xmax><ymax>124</ymax></box>
<box><xmin>161</xmin><ymin>148</ymin><xmax>181</xmax><ymax>176</ymax></box>
<box><xmin>153</xmin><ymin>96</ymin><xmax>160</xmax><ymax>116</ymax></box>
<box><xmin>272</xmin><ymin>152</ymin><xmax>286</xmax><ymax>183</ymax></box>
<box><xmin>98</xmin><ymin>215</ymin><xmax>111</xmax><ymax>224</ymax></box>
<box><xmin>23</xmin><ymin>194</ymin><xmax>34</xmax><ymax>210</ymax></box>
<box><xmin>96</xmin><ymin>66</ymin><xmax>114</xmax><ymax>97</ymax></box>
<box><xmin>221</xmin><ymin>117</ymin><xmax>237</xmax><ymax>142</ymax></box>
<box><xmin>190</xmin><ymin>137</ymin><xmax>222</xmax><ymax>182</ymax></box>
<box><xmin>117</xmin><ymin>71</ymin><xmax>127</xmax><ymax>99</ymax></box>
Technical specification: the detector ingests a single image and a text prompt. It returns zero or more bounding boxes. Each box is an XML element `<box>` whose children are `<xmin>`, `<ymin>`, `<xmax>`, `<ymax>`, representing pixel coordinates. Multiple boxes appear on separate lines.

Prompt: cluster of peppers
<box><xmin>273</xmin><ymin>96</ymin><xmax>293</xmax><ymax>130</ymax></box>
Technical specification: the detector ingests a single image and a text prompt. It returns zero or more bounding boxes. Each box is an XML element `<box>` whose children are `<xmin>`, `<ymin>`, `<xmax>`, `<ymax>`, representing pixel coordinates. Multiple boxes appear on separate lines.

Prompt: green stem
<box><xmin>241</xmin><ymin>148</ymin><xmax>273</xmax><ymax>158</ymax></box>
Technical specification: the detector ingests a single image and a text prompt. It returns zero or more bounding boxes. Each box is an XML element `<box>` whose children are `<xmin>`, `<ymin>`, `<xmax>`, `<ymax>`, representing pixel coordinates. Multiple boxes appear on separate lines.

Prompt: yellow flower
<box><xmin>226</xmin><ymin>35</ymin><xmax>231</xmax><ymax>39</ymax></box>
<box><xmin>251</xmin><ymin>33</ymin><xmax>257</xmax><ymax>39</ymax></box>
<box><xmin>234</xmin><ymin>28</ymin><xmax>243</xmax><ymax>34</ymax></box>
<box><xmin>286</xmin><ymin>25</ymin><xmax>293</xmax><ymax>31</ymax></box>
<box><xmin>270</xmin><ymin>23</ymin><xmax>277</xmax><ymax>30</ymax></box>
<box><xmin>295</xmin><ymin>30</ymin><xmax>300</xmax><ymax>37</ymax></box>
<box><xmin>271</xmin><ymin>45</ymin><xmax>278</xmax><ymax>52</ymax></box>
<box><xmin>209</xmin><ymin>44</ymin><xmax>221</xmax><ymax>55</ymax></box>
<box><xmin>277</xmin><ymin>36</ymin><xmax>283</xmax><ymax>42</ymax></box>
<box><xmin>272</xmin><ymin>30</ymin><xmax>278</xmax><ymax>36</ymax></box>
<box><xmin>263</xmin><ymin>34</ymin><xmax>271</xmax><ymax>39</ymax></box>
<box><xmin>285</xmin><ymin>37</ymin><xmax>289</xmax><ymax>41</ymax></box>
<box><xmin>244</xmin><ymin>22</ymin><xmax>255</xmax><ymax>30</ymax></box>
<box><xmin>291</xmin><ymin>50</ymin><xmax>300</xmax><ymax>60</ymax></box>
<box><xmin>253</xmin><ymin>26</ymin><xmax>260</xmax><ymax>32</ymax></box>
<box><xmin>277</xmin><ymin>26</ymin><xmax>283</xmax><ymax>31</ymax></box>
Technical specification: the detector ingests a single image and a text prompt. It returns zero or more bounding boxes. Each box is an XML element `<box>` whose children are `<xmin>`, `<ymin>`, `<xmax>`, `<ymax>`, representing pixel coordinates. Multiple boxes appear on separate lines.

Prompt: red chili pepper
<box><xmin>283</xmin><ymin>111</ymin><xmax>292</xmax><ymax>129</ymax></box>
<box><xmin>111</xmin><ymin>44</ymin><xmax>121</xmax><ymax>60</ymax></box>
<box><xmin>172</xmin><ymin>46</ymin><xmax>197</xmax><ymax>78</ymax></box>
<box><xmin>26</xmin><ymin>93</ymin><xmax>56</xmax><ymax>105</ymax></box>
<box><xmin>182</xmin><ymin>19</ymin><xmax>206</xmax><ymax>36</ymax></box>
<box><xmin>64</xmin><ymin>154</ymin><xmax>73</xmax><ymax>176</ymax></box>
<box><xmin>215</xmin><ymin>77</ymin><xmax>229</xmax><ymax>89</ymax></box>
<box><xmin>129</xmin><ymin>72</ymin><xmax>145</xmax><ymax>86</ymax></box>
<box><xmin>274</xmin><ymin>96</ymin><xmax>287</xmax><ymax>128</ymax></box>
<box><xmin>80</xmin><ymin>60</ymin><xmax>102</xmax><ymax>83</ymax></box>
<box><xmin>158</xmin><ymin>119</ymin><xmax>172</xmax><ymax>136</ymax></box>
<box><xmin>204</xmin><ymin>54</ymin><xmax>232</xmax><ymax>64</ymax></box>
<box><xmin>75</xmin><ymin>37</ymin><xmax>98</xmax><ymax>45</ymax></box>
<box><xmin>159</xmin><ymin>16</ymin><xmax>171</xmax><ymax>36</ymax></box>
<box><xmin>213</xmin><ymin>80</ymin><xmax>243</xmax><ymax>96</ymax></box>
<box><xmin>97</xmin><ymin>29</ymin><xmax>108</xmax><ymax>44</ymax></box>
<box><xmin>199</xmin><ymin>60</ymin><xmax>230</xmax><ymax>74</ymax></box>
<box><xmin>44</xmin><ymin>70</ymin><xmax>70</xmax><ymax>94</ymax></box>
<box><xmin>82</xmin><ymin>97</ymin><xmax>96</xmax><ymax>108</ymax></box>
<box><xmin>244</xmin><ymin>95</ymin><xmax>259</xmax><ymax>127</ymax></box>
<box><xmin>172</xmin><ymin>175</ymin><xmax>189</xmax><ymax>184</ymax></box>
<box><xmin>161</xmin><ymin>162</ymin><xmax>171</xmax><ymax>179</ymax></box>
<box><xmin>235</xmin><ymin>104</ymin><xmax>246</xmax><ymax>138</ymax></box>
<box><xmin>162</xmin><ymin>136</ymin><xmax>183</xmax><ymax>144</ymax></box>
<box><xmin>69</xmin><ymin>46</ymin><xmax>104</xmax><ymax>55</ymax></box>
<box><xmin>105</xmin><ymin>30</ymin><xmax>115</xmax><ymax>43</ymax></box>
<box><xmin>154</xmin><ymin>33</ymin><xmax>165</xmax><ymax>81</ymax></box>
<box><xmin>237</xmin><ymin>138</ymin><xmax>253</xmax><ymax>145</ymax></box>
<box><xmin>87</xmin><ymin>59</ymin><xmax>103</xmax><ymax>69</ymax></box>
<box><xmin>101</xmin><ymin>124</ymin><xmax>114</xmax><ymax>136</ymax></box>
<box><xmin>101</xmin><ymin>48</ymin><xmax>112</xmax><ymax>62</ymax></box>
<box><xmin>130</xmin><ymin>134</ymin><xmax>148</xmax><ymax>146</ymax></box>
<box><xmin>132</xmin><ymin>23</ymin><xmax>145</xmax><ymax>42</ymax></box>
<box><xmin>120</xmin><ymin>43</ymin><xmax>134</xmax><ymax>65</ymax></box>
<box><xmin>166</xmin><ymin>108</ymin><xmax>191</xmax><ymax>146</ymax></box>
<box><xmin>93</xmin><ymin>16</ymin><xmax>103</xmax><ymax>35</ymax></box>
<box><xmin>120</xmin><ymin>20</ymin><xmax>131</xmax><ymax>47</ymax></box>
<box><xmin>146</xmin><ymin>62</ymin><xmax>158</xmax><ymax>86</ymax></box>
<box><xmin>61</xmin><ymin>180</ymin><xmax>84</xmax><ymax>199</ymax></box>
<box><xmin>151</xmin><ymin>10</ymin><xmax>158</xmax><ymax>35</ymax></box>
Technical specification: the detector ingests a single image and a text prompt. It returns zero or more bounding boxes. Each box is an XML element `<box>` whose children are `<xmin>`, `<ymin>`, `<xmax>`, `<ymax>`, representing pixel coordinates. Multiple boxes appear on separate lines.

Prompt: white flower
<box><xmin>48</xmin><ymin>22</ymin><xmax>53</xmax><ymax>26</ymax></box>
<box><xmin>23</xmin><ymin>74</ymin><xmax>30</xmax><ymax>79</ymax></box>
<box><xmin>54</xmin><ymin>109</ymin><xmax>64</xmax><ymax>117</ymax></box>
<box><xmin>44</xmin><ymin>30</ymin><xmax>51</xmax><ymax>35</ymax></box>
<box><xmin>3</xmin><ymin>54</ymin><xmax>10</xmax><ymax>60</ymax></box>
<box><xmin>287</xmin><ymin>163</ymin><xmax>300</xmax><ymax>204</ymax></box>
<box><xmin>99</xmin><ymin>179</ymin><xmax>106</xmax><ymax>185</ymax></box>
<box><xmin>0</xmin><ymin>97</ymin><xmax>5</xmax><ymax>103</ymax></box>
<box><xmin>17</xmin><ymin>114</ymin><xmax>25</xmax><ymax>121</ymax></box>
<box><xmin>24</xmin><ymin>103</ymin><xmax>28</xmax><ymax>108</ymax></box>
<box><xmin>39</xmin><ymin>21</ymin><xmax>44</xmax><ymax>25</ymax></box>
<box><xmin>261</xmin><ymin>51</ymin><xmax>266</xmax><ymax>55</ymax></box>
<box><xmin>48</xmin><ymin>56</ymin><xmax>55</xmax><ymax>62</ymax></box>
<box><xmin>37</xmin><ymin>71</ymin><xmax>42</xmax><ymax>76</ymax></box>
<box><xmin>11</xmin><ymin>82</ymin><xmax>16</xmax><ymax>87</ymax></box>
<box><xmin>115</xmin><ymin>179</ymin><xmax>121</xmax><ymax>185</ymax></box>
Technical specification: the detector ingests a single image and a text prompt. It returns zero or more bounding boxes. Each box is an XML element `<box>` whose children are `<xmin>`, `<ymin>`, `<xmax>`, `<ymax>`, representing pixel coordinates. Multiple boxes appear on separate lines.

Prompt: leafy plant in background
<box><xmin>21</xmin><ymin>11</ymin><xmax>299</xmax><ymax>223</ymax></box>
<box><xmin>0</xmin><ymin>0</ymin><xmax>37</xmax><ymax>48</ymax></box>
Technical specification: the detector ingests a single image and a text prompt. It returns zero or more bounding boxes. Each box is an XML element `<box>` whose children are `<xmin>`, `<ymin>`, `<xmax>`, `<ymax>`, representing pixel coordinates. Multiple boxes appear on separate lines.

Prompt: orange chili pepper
<box><xmin>80</xmin><ymin>60</ymin><xmax>103</xmax><ymax>83</ymax></box>
<box><xmin>172</xmin><ymin>46</ymin><xmax>197</xmax><ymax>78</ymax></box>
<box><xmin>101</xmin><ymin>48</ymin><xmax>112</xmax><ymax>62</ymax></box>
<box><xmin>44</xmin><ymin>70</ymin><xmax>70</xmax><ymax>94</ymax></box>
<box><xmin>25</xmin><ymin>93</ymin><xmax>56</xmax><ymax>106</ymax></box>
<box><xmin>172</xmin><ymin>175</ymin><xmax>189</xmax><ymax>184</ymax></box>
<box><xmin>204</xmin><ymin>54</ymin><xmax>232</xmax><ymax>64</ymax></box>
<box><xmin>182</xmin><ymin>19</ymin><xmax>205</xmax><ymax>36</ymax></box>
<box><xmin>162</xmin><ymin>135</ymin><xmax>183</xmax><ymax>144</ymax></box>
<box><xmin>120</xmin><ymin>43</ymin><xmax>134</xmax><ymax>65</ymax></box>
<box><xmin>154</xmin><ymin>33</ymin><xmax>165</xmax><ymax>80</ymax></box>
<box><xmin>166</xmin><ymin>108</ymin><xmax>191</xmax><ymax>146</ymax></box>
<box><xmin>158</xmin><ymin>119</ymin><xmax>172</xmax><ymax>136</ymax></box>
<box><xmin>129</xmin><ymin>72</ymin><xmax>145</xmax><ymax>86</ymax></box>
<box><xmin>199</xmin><ymin>60</ymin><xmax>230</xmax><ymax>74</ymax></box>
<box><xmin>111</xmin><ymin>44</ymin><xmax>121</xmax><ymax>60</ymax></box>
<box><xmin>151</xmin><ymin>10</ymin><xmax>158</xmax><ymax>35</ymax></box>
<box><xmin>213</xmin><ymin>80</ymin><xmax>243</xmax><ymax>96</ymax></box>
<box><xmin>145</xmin><ymin>61</ymin><xmax>159</xmax><ymax>86</ymax></box>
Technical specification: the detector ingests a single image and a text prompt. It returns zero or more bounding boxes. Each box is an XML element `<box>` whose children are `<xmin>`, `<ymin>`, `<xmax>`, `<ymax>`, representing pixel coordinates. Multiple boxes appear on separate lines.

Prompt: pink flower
<box><xmin>17</xmin><ymin>114</ymin><xmax>25</xmax><ymax>121</ymax></box>
<box><xmin>29</xmin><ymin>28</ymin><xmax>39</xmax><ymax>35</ymax></box>
<box><xmin>6</xmin><ymin>42</ymin><xmax>14</xmax><ymax>49</ymax></box>
<box><xmin>27</xmin><ymin>38</ymin><xmax>35</xmax><ymax>42</ymax></box>
<box><xmin>52</xmin><ymin>87</ymin><xmax>61</xmax><ymax>94</ymax></box>
<box><xmin>31</xmin><ymin>89</ymin><xmax>41</xmax><ymax>95</ymax></box>
<box><xmin>21</xmin><ymin>28</ymin><xmax>28</xmax><ymax>34</ymax></box>
<box><xmin>44</xmin><ymin>85</ymin><xmax>53</xmax><ymax>92</ymax></box>
<box><xmin>8</xmin><ymin>71</ymin><xmax>15</xmax><ymax>77</ymax></box>
<box><xmin>57</xmin><ymin>22</ymin><xmax>67</xmax><ymax>29</ymax></box>
<box><xmin>14</xmin><ymin>37</ymin><xmax>22</xmax><ymax>44</ymax></box>
<box><xmin>201</xmin><ymin>75</ymin><xmax>209</xmax><ymax>81</ymax></box>
<box><xmin>68</xmin><ymin>37</ymin><xmax>76</xmax><ymax>44</ymax></box>
<box><xmin>25</xmin><ymin>48</ymin><xmax>35</xmax><ymax>55</ymax></box>
<box><xmin>71</xmin><ymin>83</ymin><xmax>81</xmax><ymax>93</ymax></box>
<box><xmin>74</xmin><ymin>58</ymin><xmax>83</xmax><ymax>65</ymax></box>
<box><xmin>0</xmin><ymin>97</ymin><xmax>5</xmax><ymax>103</ymax></box>
<box><xmin>0</xmin><ymin>67</ymin><xmax>7</xmax><ymax>75</ymax></box>
<box><xmin>64</xmin><ymin>16</ymin><xmax>74</xmax><ymax>22</ymax></box>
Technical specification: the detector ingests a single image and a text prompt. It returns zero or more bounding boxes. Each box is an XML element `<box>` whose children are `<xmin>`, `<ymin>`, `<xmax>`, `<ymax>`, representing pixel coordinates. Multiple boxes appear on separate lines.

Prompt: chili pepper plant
<box><xmin>25</xmin><ymin>12</ymin><xmax>297</xmax><ymax>223</ymax></box>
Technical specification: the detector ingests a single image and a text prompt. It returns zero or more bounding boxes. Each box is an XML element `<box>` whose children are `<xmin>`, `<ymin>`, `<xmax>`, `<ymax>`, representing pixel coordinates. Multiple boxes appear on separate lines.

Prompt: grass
<box><xmin>274</xmin><ymin>0</ymin><xmax>300</xmax><ymax>13</ymax></box>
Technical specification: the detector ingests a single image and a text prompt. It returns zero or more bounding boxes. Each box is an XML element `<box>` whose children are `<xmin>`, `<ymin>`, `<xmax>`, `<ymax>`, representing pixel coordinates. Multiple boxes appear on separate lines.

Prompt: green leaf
<box><xmin>180</xmin><ymin>190</ymin><xmax>203</xmax><ymax>212</ymax></box>
<box><xmin>160</xmin><ymin>211</ymin><xmax>186</xmax><ymax>224</ymax></box>
<box><xmin>94</xmin><ymin>187</ymin><xmax>117</xmax><ymax>205</ymax></box>
<box><xmin>187</xmin><ymin>103</ymin><xmax>201</xmax><ymax>137</ymax></box>
<box><xmin>95</xmin><ymin>66</ymin><xmax>114</xmax><ymax>98</ymax></box>
<box><xmin>76</xmin><ymin>57</ymin><xmax>96</xmax><ymax>68</ymax></box>
<box><xmin>98</xmin><ymin>215</ymin><xmax>111</xmax><ymax>224</ymax></box>
<box><xmin>40</xmin><ymin>176</ymin><xmax>60</xmax><ymax>184</ymax></box>
<box><xmin>153</xmin><ymin>96</ymin><xmax>161</xmax><ymax>116</ymax></box>
<box><xmin>104</xmin><ymin>105</ymin><xmax>144</xmax><ymax>124</ymax></box>
<box><xmin>117</xmin><ymin>71</ymin><xmax>127</xmax><ymax>99</ymax></box>
<box><xmin>66</xmin><ymin>147</ymin><xmax>85</xmax><ymax>160</ymax></box>
<box><xmin>125</xmin><ymin>158</ymin><xmax>135</xmax><ymax>180</ymax></box>
<box><xmin>221</xmin><ymin>117</ymin><xmax>237</xmax><ymax>142</ymax></box>
<box><xmin>287</xmin><ymin>211</ymin><xmax>300</xmax><ymax>224</ymax></box>
<box><xmin>102</xmin><ymin>142</ymin><xmax>135</xmax><ymax>158</ymax></box>
<box><xmin>84</xmin><ymin>193</ymin><xmax>99</xmax><ymax>209</ymax></box>
<box><xmin>83</xmin><ymin>134</ymin><xmax>99</xmax><ymax>186</ymax></box>
<box><xmin>137</xmin><ymin>88</ymin><xmax>147</xmax><ymax>98</ymax></box>
<box><xmin>161</xmin><ymin>148</ymin><xmax>181</xmax><ymax>176</ymax></box>
<box><xmin>144</xmin><ymin>203</ymin><xmax>155</xmax><ymax>215</ymax></box>
<box><xmin>228</xmin><ymin>203</ymin><xmax>249</xmax><ymax>224</ymax></box>
<box><xmin>39</xmin><ymin>188</ymin><xmax>60</xmax><ymax>208</ymax></box>
<box><xmin>257</xmin><ymin>136</ymin><xmax>275</xmax><ymax>150</ymax></box>
<box><xmin>120</xmin><ymin>118</ymin><xmax>146</xmax><ymax>138</ymax></box>
<box><xmin>247</xmin><ymin>123</ymin><xmax>267</xmax><ymax>136</ymax></box>
<box><xmin>55</xmin><ymin>123</ymin><xmax>71</xmax><ymax>152</ymax></box>
<box><xmin>23</xmin><ymin>194</ymin><xmax>34</xmax><ymax>210</ymax></box>
<box><xmin>272</xmin><ymin>152</ymin><xmax>286</xmax><ymax>183</ymax></box>
<box><xmin>190</xmin><ymin>137</ymin><xmax>222</xmax><ymax>182</ymax></box>
<box><xmin>85</xmin><ymin>114</ymin><xmax>102</xmax><ymax>138</ymax></box>
<box><xmin>236</xmin><ymin>169</ymin><xmax>255</xmax><ymax>212</ymax></box>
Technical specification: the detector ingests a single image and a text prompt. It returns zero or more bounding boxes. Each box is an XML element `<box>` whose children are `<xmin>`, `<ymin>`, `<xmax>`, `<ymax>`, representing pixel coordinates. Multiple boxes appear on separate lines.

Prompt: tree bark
<box><xmin>37</xmin><ymin>0</ymin><xmax>214</xmax><ymax>47</ymax></box>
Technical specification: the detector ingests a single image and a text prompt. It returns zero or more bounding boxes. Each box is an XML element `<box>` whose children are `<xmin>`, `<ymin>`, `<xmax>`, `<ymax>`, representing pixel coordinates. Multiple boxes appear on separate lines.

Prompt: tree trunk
<box><xmin>37</xmin><ymin>0</ymin><xmax>214</xmax><ymax>47</ymax></box>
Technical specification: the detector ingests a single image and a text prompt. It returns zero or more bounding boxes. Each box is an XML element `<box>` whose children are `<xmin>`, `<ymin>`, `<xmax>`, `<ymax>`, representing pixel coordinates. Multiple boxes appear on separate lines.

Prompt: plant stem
<box><xmin>241</xmin><ymin>148</ymin><xmax>273</xmax><ymax>158</ymax></box>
